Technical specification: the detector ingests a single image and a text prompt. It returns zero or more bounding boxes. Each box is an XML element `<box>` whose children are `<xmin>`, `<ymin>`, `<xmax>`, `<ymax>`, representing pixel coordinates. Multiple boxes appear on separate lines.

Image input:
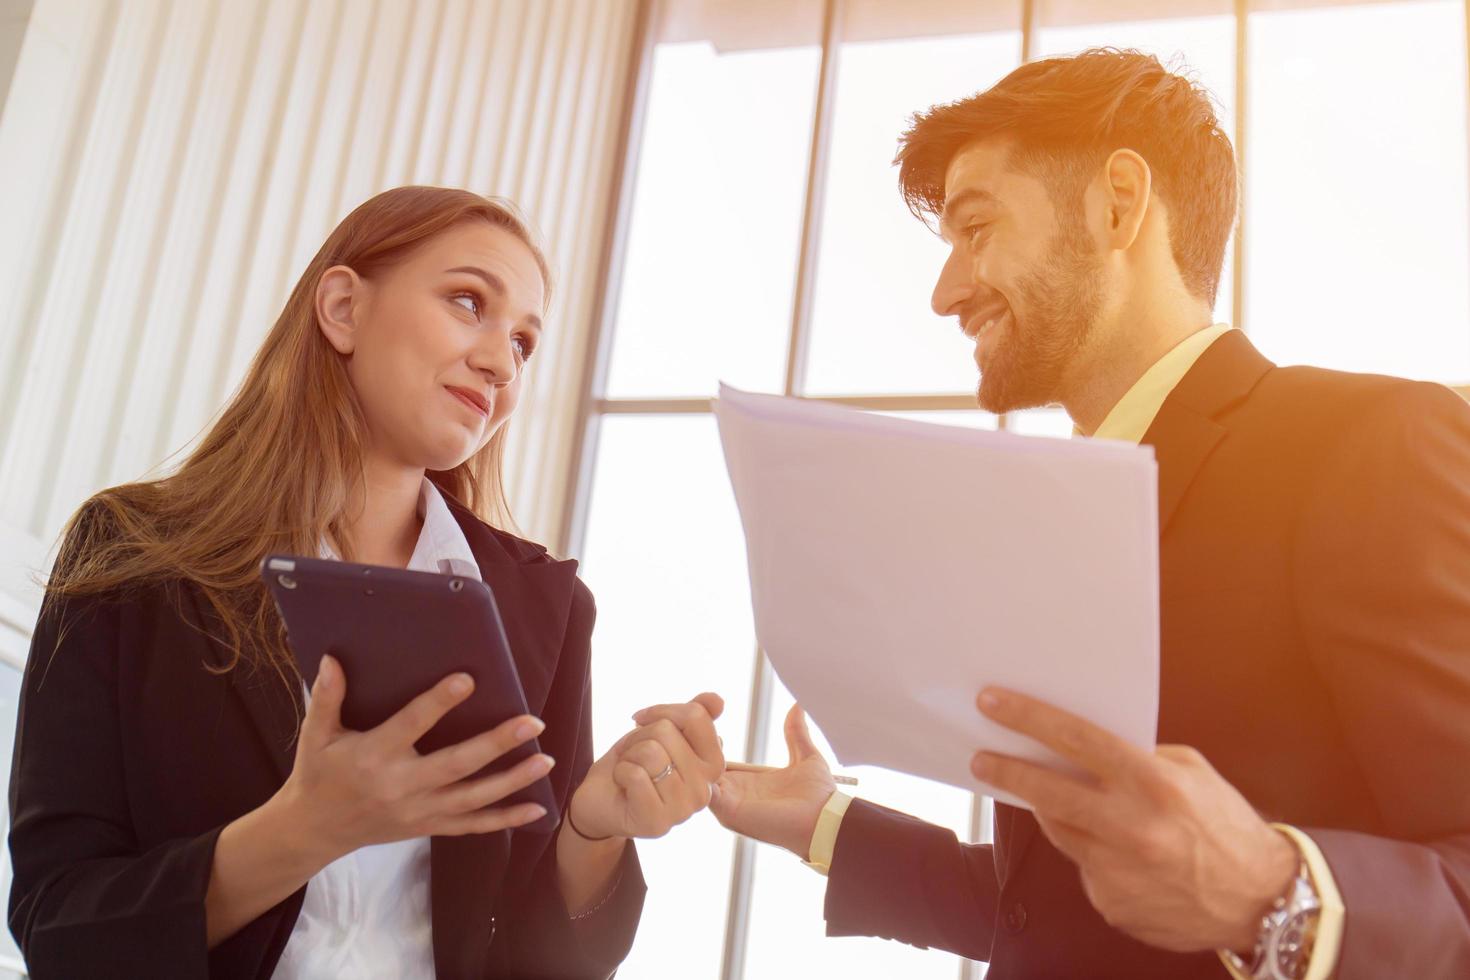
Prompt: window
<box><xmin>567</xmin><ymin>2</ymin><xmax>1470</xmax><ymax>977</ymax></box>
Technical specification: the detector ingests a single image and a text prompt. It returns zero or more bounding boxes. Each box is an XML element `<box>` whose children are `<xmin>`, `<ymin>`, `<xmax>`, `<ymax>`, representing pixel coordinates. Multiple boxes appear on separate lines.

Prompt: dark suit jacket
<box><xmin>823</xmin><ymin>330</ymin><xmax>1470</xmax><ymax>978</ymax></box>
<box><xmin>7</xmin><ymin>494</ymin><xmax>645</xmax><ymax>979</ymax></box>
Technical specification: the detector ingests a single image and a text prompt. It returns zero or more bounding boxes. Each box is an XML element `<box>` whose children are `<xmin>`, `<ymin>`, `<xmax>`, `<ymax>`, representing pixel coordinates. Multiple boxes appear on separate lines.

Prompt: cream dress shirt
<box><xmin>274</xmin><ymin>477</ymin><xmax>482</xmax><ymax>979</ymax></box>
<box><xmin>806</xmin><ymin>325</ymin><xmax>1344</xmax><ymax>980</ymax></box>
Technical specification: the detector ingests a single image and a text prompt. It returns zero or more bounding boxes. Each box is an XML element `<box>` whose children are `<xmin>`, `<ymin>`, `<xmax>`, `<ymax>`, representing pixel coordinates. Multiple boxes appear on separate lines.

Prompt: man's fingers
<box><xmin>971</xmin><ymin>750</ymin><xmax>1106</xmax><ymax>828</ymax></box>
<box><xmin>976</xmin><ymin>688</ymin><xmax>1146</xmax><ymax>782</ymax></box>
<box><xmin>784</xmin><ymin>704</ymin><xmax>820</xmax><ymax>763</ymax></box>
<box><xmin>1034</xmin><ymin>810</ymin><xmax>1095</xmax><ymax>864</ymax></box>
<box><xmin>300</xmin><ymin>655</ymin><xmax>346</xmax><ymax>749</ymax></box>
<box><xmin>372</xmin><ymin>671</ymin><xmax>477</xmax><ymax>749</ymax></box>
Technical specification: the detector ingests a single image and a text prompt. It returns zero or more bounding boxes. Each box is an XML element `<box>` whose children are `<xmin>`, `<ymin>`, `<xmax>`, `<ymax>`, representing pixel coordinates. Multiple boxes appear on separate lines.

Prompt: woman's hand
<box><xmin>278</xmin><ymin>654</ymin><xmax>553</xmax><ymax>866</ymax></box>
<box><xmin>565</xmin><ymin>693</ymin><xmax>726</xmax><ymax>841</ymax></box>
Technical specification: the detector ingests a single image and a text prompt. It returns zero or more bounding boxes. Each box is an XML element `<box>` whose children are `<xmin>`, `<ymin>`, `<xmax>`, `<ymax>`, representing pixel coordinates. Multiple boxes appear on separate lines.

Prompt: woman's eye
<box><xmin>452</xmin><ymin>293</ymin><xmax>481</xmax><ymax>317</ymax></box>
<box><xmin>513</xmin><ymin>335</ymin><xmax>536</xmax><ymax>361</ymax></box>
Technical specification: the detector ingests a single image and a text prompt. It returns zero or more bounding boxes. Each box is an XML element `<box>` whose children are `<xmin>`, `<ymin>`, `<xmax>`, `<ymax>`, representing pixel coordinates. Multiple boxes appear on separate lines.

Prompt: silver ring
<box><xmin>651</xmin><ymin>762</ymin><xmax>675</xmax><ymax>784</ymax></box>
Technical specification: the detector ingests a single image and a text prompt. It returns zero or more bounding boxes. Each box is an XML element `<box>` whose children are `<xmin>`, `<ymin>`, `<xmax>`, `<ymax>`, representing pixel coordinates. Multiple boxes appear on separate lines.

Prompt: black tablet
<box><xmin>261</xmin><ymin>554</ymin><xmax>557</xmax><ymax>833</ymax></box>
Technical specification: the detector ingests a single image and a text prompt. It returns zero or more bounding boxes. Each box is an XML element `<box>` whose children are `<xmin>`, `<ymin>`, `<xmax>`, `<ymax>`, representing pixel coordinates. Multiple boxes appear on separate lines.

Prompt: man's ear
<box><xmin>316</xmin><ymin>265</ymin><xmax>362</xmax><ymax>354</ymax></box>
<box><xmin>1101</xmin><ymin>148</ymin><xmax>1152</xmax><ymax>252</ymax></box>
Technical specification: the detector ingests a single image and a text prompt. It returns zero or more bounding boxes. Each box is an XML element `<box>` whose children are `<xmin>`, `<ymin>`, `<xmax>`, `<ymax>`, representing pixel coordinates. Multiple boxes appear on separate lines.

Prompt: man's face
<box><xmin>931</xmin><ymin>140</ymin><xmax>1106</xmax><ymax>413</ymax></box>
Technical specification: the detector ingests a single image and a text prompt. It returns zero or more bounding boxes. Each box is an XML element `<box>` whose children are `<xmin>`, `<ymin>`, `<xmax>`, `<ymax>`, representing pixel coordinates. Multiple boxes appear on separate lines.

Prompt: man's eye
<box><xmin>452</xmin><ymin>294</ymin><xmax>480</xmax><ymax>317</ymax></box>
<box><xmin>966</xmin><ymin>224</ymin><xmax>990</xmax><ymax>246</ymax></box>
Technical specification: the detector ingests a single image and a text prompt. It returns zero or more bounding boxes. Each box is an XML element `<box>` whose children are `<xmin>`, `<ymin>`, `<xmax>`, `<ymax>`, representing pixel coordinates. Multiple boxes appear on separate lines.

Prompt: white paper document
<box><xmin>714</xmin><ymin>384</ymin><xmax>1160</xmax><ymax>809</ymax></box>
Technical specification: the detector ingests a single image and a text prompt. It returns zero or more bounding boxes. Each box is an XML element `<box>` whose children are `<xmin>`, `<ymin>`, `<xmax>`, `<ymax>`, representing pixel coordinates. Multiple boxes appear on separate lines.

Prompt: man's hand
<box><xmin>973</xmin><ymin>688</ymin><xmax>1298</xmax><ymax>953</ymax></box>
<box><xmin>708</xmin><ymin>705</ymin><xmax>837</xmax><ymax>858</ymax></box>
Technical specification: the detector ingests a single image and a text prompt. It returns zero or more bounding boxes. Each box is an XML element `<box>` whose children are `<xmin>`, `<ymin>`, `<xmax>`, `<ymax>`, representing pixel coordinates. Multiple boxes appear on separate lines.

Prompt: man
<box><xmin>641</xmin><ymin>49</ymin><xmax>1470</xmax><ymax>978</ymax></box>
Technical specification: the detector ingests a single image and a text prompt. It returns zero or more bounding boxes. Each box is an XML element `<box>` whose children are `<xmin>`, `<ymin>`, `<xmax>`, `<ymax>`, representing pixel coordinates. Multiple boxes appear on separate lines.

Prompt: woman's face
<box><xmin>317</xmin><ymin>220</ymin><xmax>545</xmax><ymax>473</ymax></box>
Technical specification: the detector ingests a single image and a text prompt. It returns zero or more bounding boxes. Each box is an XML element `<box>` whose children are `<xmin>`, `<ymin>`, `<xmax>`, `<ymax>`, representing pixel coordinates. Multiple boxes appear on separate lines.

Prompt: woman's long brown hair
<box><xmin>45</xmin><ymin>186</ymin><xmax>552</xmax><ymax>694</ymax></box>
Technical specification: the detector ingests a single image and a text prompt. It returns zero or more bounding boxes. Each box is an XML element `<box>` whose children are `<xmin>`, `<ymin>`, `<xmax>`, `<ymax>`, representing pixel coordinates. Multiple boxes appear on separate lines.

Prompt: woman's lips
<box><xmin>446</xmin><ymin>386</ymin><xmax>489</xmax><ymax>418</ymax></box>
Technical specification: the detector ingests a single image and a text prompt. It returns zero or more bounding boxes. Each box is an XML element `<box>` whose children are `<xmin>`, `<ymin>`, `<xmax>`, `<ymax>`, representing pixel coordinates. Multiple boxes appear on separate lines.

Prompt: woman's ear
<box><xmin>316</xmin><ymin>265</ymin><xmax>362</xmax><ymax>354</ymax></box>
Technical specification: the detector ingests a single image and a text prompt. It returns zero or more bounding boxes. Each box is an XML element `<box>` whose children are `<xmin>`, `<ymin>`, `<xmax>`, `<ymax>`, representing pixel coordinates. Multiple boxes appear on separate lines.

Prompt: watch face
<box><xmin>1271</xmin><ymin>909</ymin><xmax>1316</xmax><ymax>980</ymax></box>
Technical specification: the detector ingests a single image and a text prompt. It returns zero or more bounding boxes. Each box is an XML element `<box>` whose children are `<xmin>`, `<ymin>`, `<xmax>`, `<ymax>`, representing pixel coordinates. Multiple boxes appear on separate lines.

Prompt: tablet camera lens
<box><xmin>449</xmin><ymin>578</ymin><xmax>464</xmax><ymax>592</ymax></box>
<box><xmin>277</xmin><ymin>574</ymin><xmax>297</xmax><ymax>590</ymax></box>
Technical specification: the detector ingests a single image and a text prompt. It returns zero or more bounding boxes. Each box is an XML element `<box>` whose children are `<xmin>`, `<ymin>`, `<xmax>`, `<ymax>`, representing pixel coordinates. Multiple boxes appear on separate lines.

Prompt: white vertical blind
<box><xmin>0</xmin><ymin>0</ymin><xmax>640</xmax><ymax>646</ymax></box>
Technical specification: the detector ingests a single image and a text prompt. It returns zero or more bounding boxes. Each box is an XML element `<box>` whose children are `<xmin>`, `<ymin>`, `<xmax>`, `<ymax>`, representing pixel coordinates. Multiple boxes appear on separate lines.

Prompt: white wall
<box><xmin>0</xmin><ymin>0</ymin><xmax>639</xmax><ymax>660</ymax></box>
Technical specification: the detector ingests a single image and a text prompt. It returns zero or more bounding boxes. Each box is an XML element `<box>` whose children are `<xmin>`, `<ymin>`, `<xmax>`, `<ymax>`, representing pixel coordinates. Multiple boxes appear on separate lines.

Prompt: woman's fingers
<box><xmin>613</xmin><ymin>760</ymin><xmax>667</xmax><ymax>836</ymax></box>
<box><xmin>417</xmin><ymin>714</ymin><xmax>545</xmax><ymax>789</ymax></box>
<box><xmin>299</xmin><ymin>655</ymin><xmax>347</xmax><ymax>750</ymax></box>
<box><xmin>369</xmin><ymin>670</ymin><xmax>477</xmax><ymax>750</ymax></box>
<box><xmin>430</xmin><ymin>800</ymin><xmax>548</xmax><ymax>838</ymax></box>
<box><xmin>434</xmin><ymin>751</ymin><xmax>556</xmax><ymax>815</ymax></box>
<box><xmin>631</xmin><ymin>696</ymin><xmax>726</xmax><ymax>773</ymax></box>
<box><xmin>621</xmin><ymin>738</ymin><xmax>673</xmax><ymax>782</ymax></box>
<box><xmin>623</xmin><ymin>720</ymin><xmax>710</xmax><ymax>812</ymax></box>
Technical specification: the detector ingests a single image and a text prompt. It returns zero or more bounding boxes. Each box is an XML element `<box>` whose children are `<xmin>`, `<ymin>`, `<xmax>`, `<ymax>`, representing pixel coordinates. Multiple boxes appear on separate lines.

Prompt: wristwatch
<box><xmin>1223</xmin><ymin>862</ymin><xmax>1322</xmax><ymax>980</ymax></box>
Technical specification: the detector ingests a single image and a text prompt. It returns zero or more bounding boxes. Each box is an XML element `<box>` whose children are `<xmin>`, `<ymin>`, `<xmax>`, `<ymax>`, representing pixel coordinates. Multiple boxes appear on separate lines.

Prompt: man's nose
<box><xmin>931</xmin><ymin>248</ymin><xmax>972</xmax><ymax>318</ymax></box>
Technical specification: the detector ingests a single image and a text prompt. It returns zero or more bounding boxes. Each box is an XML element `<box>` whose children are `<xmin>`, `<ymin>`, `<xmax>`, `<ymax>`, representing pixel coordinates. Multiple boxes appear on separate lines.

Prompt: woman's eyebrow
<box><xmin>445</xmin><ymin>265</ymin><xmax>543</xmax><ymax>331</ymax></box>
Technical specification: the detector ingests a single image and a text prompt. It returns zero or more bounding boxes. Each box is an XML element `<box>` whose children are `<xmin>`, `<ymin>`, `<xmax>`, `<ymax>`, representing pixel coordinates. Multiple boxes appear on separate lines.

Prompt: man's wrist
<box><xmin>802</xmin><ymin>790</ymin><xmax>853</xmax><ymax>875</ymax></box>
<box><xmin>1227</xmin><ymin>827</ymin><xmax>1300</xmax><ymax>951</ymax></box>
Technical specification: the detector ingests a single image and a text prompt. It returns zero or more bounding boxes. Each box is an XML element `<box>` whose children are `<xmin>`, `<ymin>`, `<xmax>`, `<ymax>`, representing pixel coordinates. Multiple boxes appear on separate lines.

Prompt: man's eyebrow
<box><xmin>940</xmin><ymin>188</ymin><xmax>999</xmax><ymax>228</ymax></box>
<box><xmin>445</xmin><ymin>265</ymin><xmax>544</xmax><ymax>331</ymax></box>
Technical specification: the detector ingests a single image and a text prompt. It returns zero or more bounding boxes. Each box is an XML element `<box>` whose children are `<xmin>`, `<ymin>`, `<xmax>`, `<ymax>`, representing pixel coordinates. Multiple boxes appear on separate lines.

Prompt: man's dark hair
<box><xmin>897</xmin><ymin>48</ymin><xmax>1238</xmax><ymax>305</ymax></box>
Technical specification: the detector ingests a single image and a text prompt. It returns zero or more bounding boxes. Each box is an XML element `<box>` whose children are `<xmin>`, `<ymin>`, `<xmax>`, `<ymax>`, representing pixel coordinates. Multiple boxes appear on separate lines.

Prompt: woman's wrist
<box><xmin>563</xmin><ymin>784</ymin><xmax>624</xmax><ymax>844</ymax></box>
<box><xmin>262</xmin><ymin>782</ymin><xmax>346</xmax><ymax>876</ymax></box>
<box><xmin>206</xmin><ymin>790</ymin><xmax>337</xmax><ymax>947</ymax></box>
<box><xmin>555</xmin><ymin>788</ymin><xmax>628</xmax><ymax>915</ymax></box>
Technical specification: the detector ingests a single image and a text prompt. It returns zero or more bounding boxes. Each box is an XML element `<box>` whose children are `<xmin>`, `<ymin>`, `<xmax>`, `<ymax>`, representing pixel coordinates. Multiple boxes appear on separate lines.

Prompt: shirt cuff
<box><xmin>1216</xmin><ymin>824</ymin><xmax>1345</xmax><ymax>980</ymax></box>
<box><xmin>801</xmin><ymin>790</ymin><xmax>853</xmax><ymax>876</ymax></box>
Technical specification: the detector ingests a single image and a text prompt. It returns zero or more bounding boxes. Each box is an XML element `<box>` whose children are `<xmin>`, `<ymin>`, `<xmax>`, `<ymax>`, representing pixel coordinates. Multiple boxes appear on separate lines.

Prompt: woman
<box><xmin>8</xmin><ymin>186</ymin><xmax>724</xmax><ymax>979</ymax></box>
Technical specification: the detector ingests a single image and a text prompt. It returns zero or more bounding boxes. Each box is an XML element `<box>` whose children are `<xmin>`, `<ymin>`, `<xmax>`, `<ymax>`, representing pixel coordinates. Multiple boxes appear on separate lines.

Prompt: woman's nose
<box><xmin>471</xmin><ymin>326</ymin><xmax>518</xmax><ymax>386</ymax></box>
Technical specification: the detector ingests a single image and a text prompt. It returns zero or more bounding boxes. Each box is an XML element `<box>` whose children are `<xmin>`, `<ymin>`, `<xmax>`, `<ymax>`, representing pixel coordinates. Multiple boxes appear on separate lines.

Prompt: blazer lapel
<box><xmin>447</xmin><ymin>504</ymin><xmax>579</xmax><ymax>719</ymax></box>
<box><xmin>183</xmin><ymin>582</ymin><xmax>301</xmax><ymax>783</ymax></box>
<box><xmin>1142</xmin><ymin>329</ymin><xmax>1273</xmax><ymax>535</ymax></box>
<box><xmin>1003</xmin><ymin>331</ymin><xmax>1274</xmax><ymax>882</ymax></box>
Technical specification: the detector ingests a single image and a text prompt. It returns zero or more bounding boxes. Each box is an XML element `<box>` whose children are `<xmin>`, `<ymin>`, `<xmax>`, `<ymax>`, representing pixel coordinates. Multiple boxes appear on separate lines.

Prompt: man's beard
<box><xmin>975</xmin><ymin>221</ymin><xmax>1104</xmax><ymax>414</ymax></box>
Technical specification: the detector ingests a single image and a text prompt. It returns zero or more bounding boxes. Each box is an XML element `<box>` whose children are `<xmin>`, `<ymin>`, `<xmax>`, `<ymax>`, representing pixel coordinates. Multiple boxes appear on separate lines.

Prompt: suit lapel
<box><xmin>1003</xmin><ymin>330</ymin><xmax>1274</xmax><ymax>881</ymax></box>
<box><xmin>182</xmin><ymin>582</ymin><xmax>302</xmax><ymax>783</ymax></box>
<box><xmin>1141</xmin><ymin>329</ymin><xmax>1273</xmax><ymax>535</ymax></box>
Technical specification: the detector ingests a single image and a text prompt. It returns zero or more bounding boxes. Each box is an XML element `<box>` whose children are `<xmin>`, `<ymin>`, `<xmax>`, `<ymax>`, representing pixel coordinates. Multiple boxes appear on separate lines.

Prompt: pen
<box><xmin>725</xmin><ymin>761</ymin><xmax>858</xmax><ymax>786</ymax></box>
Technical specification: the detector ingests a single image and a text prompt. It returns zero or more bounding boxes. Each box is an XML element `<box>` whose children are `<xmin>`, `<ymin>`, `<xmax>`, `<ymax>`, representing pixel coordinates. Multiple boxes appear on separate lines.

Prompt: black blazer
<box><xmin>7</xmin><ymin>494</ymin><xmax>645</xmax><ymax>979</ymax></box>
<box><xmin>823</xmin><ymin>330</ymin><xmax>1470</xmax><ymax>978</ymax></box>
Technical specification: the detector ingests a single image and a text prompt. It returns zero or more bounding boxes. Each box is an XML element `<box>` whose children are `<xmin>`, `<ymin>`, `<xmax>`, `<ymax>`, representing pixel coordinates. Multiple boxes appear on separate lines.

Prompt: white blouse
<box><xmin>274</xmin><ymin>478</ymin><xmax>482</xmax><ymax>979</ymax></box>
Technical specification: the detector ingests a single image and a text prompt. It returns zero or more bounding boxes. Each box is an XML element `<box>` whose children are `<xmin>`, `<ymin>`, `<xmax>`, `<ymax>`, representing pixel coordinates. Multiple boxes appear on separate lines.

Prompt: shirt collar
<box><xmin>1079</xmin><ymin>323</ymin><xmax>1235</xmax><ymax>446</ymax></box>
<box><xmin>319</xmin><ymin>477</ymin><xmax>482</xmax><ymax>582</ymax></box>
<box><xmin>408</xmin><ymin>477</ymin><xmax>482</xmax><ymax>581</ymax></box>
